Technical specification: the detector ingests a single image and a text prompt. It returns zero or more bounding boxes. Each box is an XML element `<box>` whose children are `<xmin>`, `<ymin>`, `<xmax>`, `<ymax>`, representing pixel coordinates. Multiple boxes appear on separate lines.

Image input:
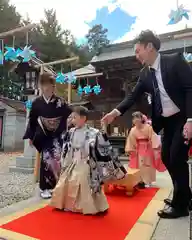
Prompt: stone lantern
<box><xmin>9</xmin><ymin>62</ymin><xmax>40</xmax><ymax>174</ymax></box>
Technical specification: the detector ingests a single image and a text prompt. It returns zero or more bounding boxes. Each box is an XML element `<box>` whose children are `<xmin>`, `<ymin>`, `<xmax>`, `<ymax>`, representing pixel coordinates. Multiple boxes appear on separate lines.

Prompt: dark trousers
<box><xmin>161</xmin><ymin>113</ymin><xmax>192</xmax><ymax>210</ymax></box>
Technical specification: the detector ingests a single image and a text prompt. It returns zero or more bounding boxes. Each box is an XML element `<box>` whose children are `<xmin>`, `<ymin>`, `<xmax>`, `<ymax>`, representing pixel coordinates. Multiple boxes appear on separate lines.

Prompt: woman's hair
<box><xmin>39</xmin><ymin>72</ymin><xmax>56</xmax><ymax>86</ymax></box>
<box><xmin>73</xmin><ymin>106</ymin><xmax>89</xmax><ymax>118</ymax></box>
<box><xmin>132</xmin><ymin>111</ymin><xmax>145</xmax><ymax>124</ymax></box>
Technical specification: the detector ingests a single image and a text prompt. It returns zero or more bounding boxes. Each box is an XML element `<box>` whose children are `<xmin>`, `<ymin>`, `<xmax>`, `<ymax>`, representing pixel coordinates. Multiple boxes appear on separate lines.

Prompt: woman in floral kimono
<box><xmin>23</xmin><ymin>72</ymin><xmax>72</xmax><ymax>199</ymax></box>
<box><xmin>125</xmin><ymin>111</ymin><xmax>166</xmax><ymax>188</ymax></box>
<box><xmin>51</xmin><ymin>106</ymin><xmax>126</xmax><ymax>215</ymax></box>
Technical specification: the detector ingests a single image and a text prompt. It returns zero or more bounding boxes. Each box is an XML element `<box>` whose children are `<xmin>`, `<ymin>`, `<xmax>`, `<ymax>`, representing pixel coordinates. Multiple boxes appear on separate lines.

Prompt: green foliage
<box><xmin>0</xmin><ymin>65</ymin><xmax>24</xmax><ymax>99</ymax></box>
<box><xmin>86</xmin><ymin>24</ymin><xmax>110</xmax><ymax>54</ymax></box>
<box><xmin>0</xmin><ymin>0</ymin><xmax>21</xmax><ymax>32</ymax></box>
<box><xmin>0</xmin><ymin>2</ymin><xmax>110</xmax><ymax>100</ymax></box>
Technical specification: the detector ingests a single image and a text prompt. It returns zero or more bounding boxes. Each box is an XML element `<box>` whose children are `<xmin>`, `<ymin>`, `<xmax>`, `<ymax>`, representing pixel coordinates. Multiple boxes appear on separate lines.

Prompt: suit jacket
<box><xmin>116</xmin><ymin>53</ymin><xmax>192</xmax><ymax>133</ymax></box>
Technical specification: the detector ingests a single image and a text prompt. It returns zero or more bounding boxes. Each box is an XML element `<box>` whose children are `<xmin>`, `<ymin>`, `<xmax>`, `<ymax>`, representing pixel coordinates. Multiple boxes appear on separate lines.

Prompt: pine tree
<box><xmin>0</xmin><ymin>0</ymin><xmax>23</xmax><ymax>99</ymax></box>
<box><xmin>86</xmin><ymin>24</ymin><xmax>110</xmax><ymax>54</ymax></box>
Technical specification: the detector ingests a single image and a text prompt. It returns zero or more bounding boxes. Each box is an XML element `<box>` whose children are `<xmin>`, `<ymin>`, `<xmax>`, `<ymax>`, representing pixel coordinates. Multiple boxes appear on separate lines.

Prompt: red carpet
<box><xmin>1</xmin><ymin>188</ymin><xmax>158</xmax><ymax>240</ymax></box>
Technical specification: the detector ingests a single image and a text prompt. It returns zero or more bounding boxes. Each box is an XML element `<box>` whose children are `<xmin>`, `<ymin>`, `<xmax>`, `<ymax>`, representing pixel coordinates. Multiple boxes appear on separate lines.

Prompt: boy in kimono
<box><xmin>51</xmin><ymin>106</ymin><xmax>126</xmax><ymax>214</ymax></box>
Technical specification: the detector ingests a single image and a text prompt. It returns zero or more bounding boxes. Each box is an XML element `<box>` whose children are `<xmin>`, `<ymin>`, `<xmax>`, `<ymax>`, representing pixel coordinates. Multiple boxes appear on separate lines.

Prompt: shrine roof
<box><xmin>67</xmin><ymin>64</ymin><xmax>103</xmax><ymax>78</ymax></box>
<box><xmin>91</xmin><ymin>28</ymin><xmax>192</xmax><ymax>64</ymax></box>
<box><xmin>72</xmin><ymin>64</ymin><xmax>95</xmax><ymax>76</ymax></box>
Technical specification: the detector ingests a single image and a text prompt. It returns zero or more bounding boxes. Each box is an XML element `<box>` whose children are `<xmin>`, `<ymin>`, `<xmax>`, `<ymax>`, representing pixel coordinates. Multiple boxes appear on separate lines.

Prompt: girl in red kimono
<box><xmin>125</xmin><ymin>111</ymin><xmax>166</xmax><ymax>188</ymax></box>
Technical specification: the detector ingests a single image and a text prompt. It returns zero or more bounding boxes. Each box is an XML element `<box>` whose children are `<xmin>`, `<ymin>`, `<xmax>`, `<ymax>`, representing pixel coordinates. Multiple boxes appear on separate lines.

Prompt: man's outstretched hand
<box><xmin>101</xmin><ymin>110</ymin><xmax>120</xmax><ymax>125</ymax></box>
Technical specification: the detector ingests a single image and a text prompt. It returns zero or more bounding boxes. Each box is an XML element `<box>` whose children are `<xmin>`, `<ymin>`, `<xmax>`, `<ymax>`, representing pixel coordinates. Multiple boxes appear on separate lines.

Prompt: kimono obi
<box><xmin>40</xmin><ymin>116</ymin><xmax>62</xmax><ymax>132</ymax></box>
<box><xmin>136</xmin><ymin>138</ymin><xmax>152</xmax><ymax>156</ymax></box>
<box><xmin>136</xmin><ymin>138</ymin><xmax>149</xmax><ymax>144</ymax></box>
<box><xmin>136</xmin><ymin>138</ymin><xmax>150</xmax><ymax>147</ymax></box>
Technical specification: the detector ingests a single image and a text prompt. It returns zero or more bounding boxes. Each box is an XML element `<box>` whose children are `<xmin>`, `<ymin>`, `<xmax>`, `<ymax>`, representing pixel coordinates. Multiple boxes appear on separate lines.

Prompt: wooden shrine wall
<box><xmin>84</xmin><ymin>57</ymin><xmax>151</xmax><ymax>135</ymax></box>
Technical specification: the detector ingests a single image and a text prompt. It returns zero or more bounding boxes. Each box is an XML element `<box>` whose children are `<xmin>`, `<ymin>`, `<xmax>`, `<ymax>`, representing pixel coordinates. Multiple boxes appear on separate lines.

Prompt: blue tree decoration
<box><xmin>83</xmin><ymin>85</ymin><xmax>92</xmax><ymax>94</ymax></box>
<box><xmin>93</xmin><ymin>84</ymin><xmax>102</xmax><ymax>95</ymax></box>
<box><xmin>183</xmin><ymin>52</ymin><xmax>192</xmax><ymax>62</ymax></box>
<box><xmin>4</xmin><ymin>47</ymin><xmax>22</xmax><ymax>62</ymax></box>
<box><xmin>17</xmin><ymin>45</ymin><xmax>36</xmax><ymax>62</ymax></box>
<box><xmin>66</xmin><ymin>73</ymin><xmax>77</xmax><ymax>84</ymax></box>
<box><xmin>25</xmin><ymin>100</ymin><xmax>32</xmax><ymax>110</ymax></box>
<box><xmin>56</xmin><ymin>72</ymin><xmax>77</xmax><ymax>84</ymax></box>
<box><xmin>168</xmin><ymin>5</ymin><xmax>190</xmax><ymax>25</ymax></box>
<box><xmin>56</xmin><ymin>72</ymin><xmax>66</xmax><ymax>83</ymax></box>
<box><xmin>77</xmin><ymin>85</ymin><xmax>83</xmax><ymax>95</ymax></box>
<box><xmin>63</xmin><ymin>74</ymin><xmax>69</xmax><ymax>83</ymax></box>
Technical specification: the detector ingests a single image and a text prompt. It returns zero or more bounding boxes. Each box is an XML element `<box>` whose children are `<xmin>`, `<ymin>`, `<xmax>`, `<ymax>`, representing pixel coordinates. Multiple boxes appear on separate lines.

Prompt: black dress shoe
<box><xmin>164</xmin><ymin>198</ymin><xmax>192</xmax><ymax>211</ymax></box>
<box><xmin>157</xmin><ymin>206</ymin><xmax>189</xmax><ymax>219</ymax></box>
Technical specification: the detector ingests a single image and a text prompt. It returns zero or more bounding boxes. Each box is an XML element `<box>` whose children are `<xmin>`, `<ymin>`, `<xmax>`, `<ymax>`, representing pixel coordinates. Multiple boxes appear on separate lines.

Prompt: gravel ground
<box><xmin>0</xmin><ymin>153</ymin><xmax>36</xmax><ymax>209</ymax></box>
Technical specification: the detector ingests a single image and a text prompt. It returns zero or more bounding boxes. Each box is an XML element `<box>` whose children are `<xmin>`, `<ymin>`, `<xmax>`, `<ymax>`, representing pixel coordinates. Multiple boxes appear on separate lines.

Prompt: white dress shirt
<box><xmin>151</xmin><ymin>54</ymin><xmax>180</xmax><ymax>117</ymax></box>
<box><xmin>153</xmin><ymin>55</ymin><xmax>192</xmax><ymax>123</ymax></box>
<box><xmin>114</xmin><ymin>54</ymin><xmax>181</xmax><ymax>118</ymax></box>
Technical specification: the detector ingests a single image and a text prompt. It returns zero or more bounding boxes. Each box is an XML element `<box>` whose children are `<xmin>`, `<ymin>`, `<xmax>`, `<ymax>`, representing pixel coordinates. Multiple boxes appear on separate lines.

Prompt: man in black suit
<box><xmin>101</xmin><ymin>30</ymin><xmax>192</xmax><ymax>219</ymax></box>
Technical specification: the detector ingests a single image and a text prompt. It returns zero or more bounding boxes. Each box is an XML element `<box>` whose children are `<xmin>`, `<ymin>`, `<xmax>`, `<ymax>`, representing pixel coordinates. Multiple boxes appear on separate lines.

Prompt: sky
<box><xmin>10</xmin><ymin>0</ymin><xmax>192</xmax><ymax>43</ymax></box>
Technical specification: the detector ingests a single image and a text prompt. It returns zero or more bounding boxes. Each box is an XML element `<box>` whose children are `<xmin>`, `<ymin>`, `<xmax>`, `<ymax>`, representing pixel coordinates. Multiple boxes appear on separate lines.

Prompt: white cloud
<box><xmin>114</xmin><ymin>0</ymin><xmax>192</xmax><ymax>42</ymax></box>
<box><xmin>10</xmin><ymin>0</ymin><xmax>113</xmax><ymax>38</ymax></box>
<box><xmin>10</xmin><ymin>0</ymin><xmax>192</xmax><ymax>42</ymax></box>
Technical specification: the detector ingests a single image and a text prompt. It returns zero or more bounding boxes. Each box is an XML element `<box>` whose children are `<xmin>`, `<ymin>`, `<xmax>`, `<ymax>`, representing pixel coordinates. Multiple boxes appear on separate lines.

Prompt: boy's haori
<box><xmin>51</xmin><ymin>125</ymin><xmax>127</xmax><ymax>215</ymax></box>
<box><xmin>61</xmin><ymin>126</ymin><xmax>127</xmax><ymax>193</ymax></box>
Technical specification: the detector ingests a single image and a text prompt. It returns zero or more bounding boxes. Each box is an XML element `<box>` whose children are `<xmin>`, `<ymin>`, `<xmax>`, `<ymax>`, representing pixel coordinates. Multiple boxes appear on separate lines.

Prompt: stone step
<box><xmin>9</xmin><ymin>166</ymin><xmax>34</xmax><ymax>174</ymax></box>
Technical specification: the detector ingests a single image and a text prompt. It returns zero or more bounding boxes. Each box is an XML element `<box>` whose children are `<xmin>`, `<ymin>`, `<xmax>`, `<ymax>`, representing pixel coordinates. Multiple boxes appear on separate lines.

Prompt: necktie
<box><xmin>150</xmin><ymin>68</ymin><xmax>163</xmax><ymax>117</ymax></box>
